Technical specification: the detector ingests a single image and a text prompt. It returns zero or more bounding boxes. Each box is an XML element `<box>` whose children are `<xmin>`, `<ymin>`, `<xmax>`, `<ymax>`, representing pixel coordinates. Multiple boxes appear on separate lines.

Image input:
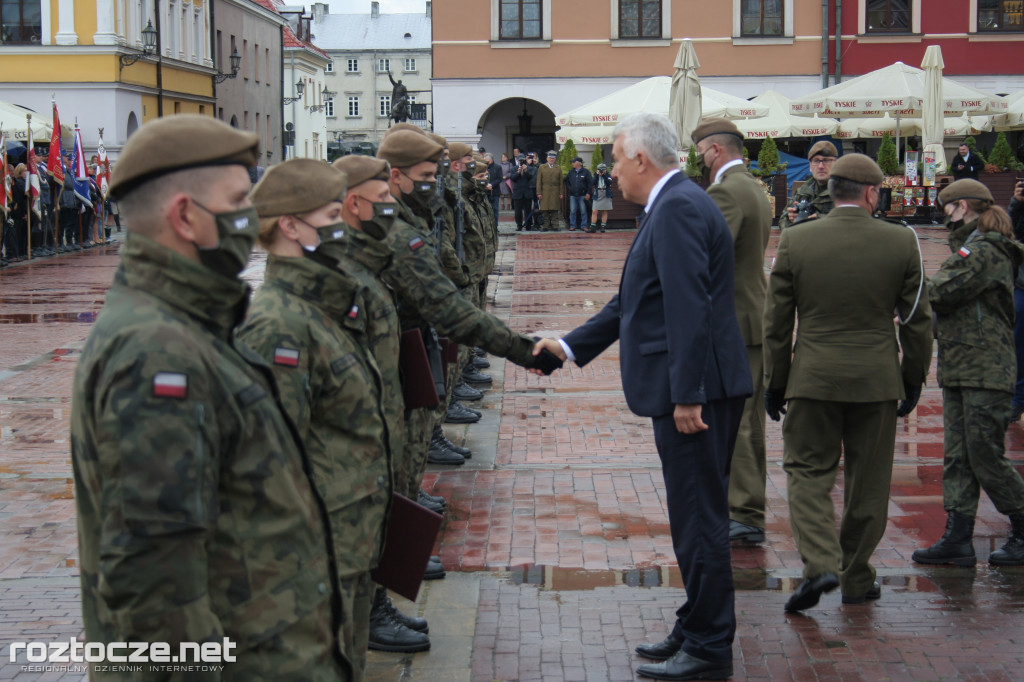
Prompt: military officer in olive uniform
<box><xmin>536</xmin><ymin>150</ymin><xmax>564</xmax><ymax>231</ymax></box>
<box><xmin>71</xmin><ymin>115</ymin><xmax>345</xmax><ymax>680</ymax></box>
<box><xmin>764</xmin><ymin>154</ymin><xmax>933</xmax><ymax>612</ymax></box>
<box><xmin>238</xmin><ymin>159</ymin><xmax>396</xmax><ymax>678</ymax></box>
<box><xmin>693</xmin><ymin>118</ymin><xmax>773</xmax><ymax>545</ymax></box>
<box><xmin>912</xmin><ymin>179</ymin><xmax>1024</xmax><ymax>568</ymax></box>
<box><xmin>778</xmin><ymin>141</ymin><xmax>837</xmax><ymax>229</ymax></box>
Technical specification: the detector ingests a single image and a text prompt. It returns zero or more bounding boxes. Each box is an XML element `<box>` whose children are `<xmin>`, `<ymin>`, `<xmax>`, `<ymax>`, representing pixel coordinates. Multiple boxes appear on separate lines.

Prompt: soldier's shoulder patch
<box><xmin>958</xmin><ymin>246</ymin><xmax>972</xmax><ymax>258</ymax></box>
<box><xmin>273</xmin><ymin>347</ymin><xmax>300</xmax><ymax>367</ymax></box>
<box><xmin>347</xmin><ymin>304</ymin><xmax>360</xmax><ymax>320</ymax></box>
<box><xmin>153</xmin><ymin>372</ymin><xmax>188</xmax><ymax>399</ymax></box>
<box><xmin>408</xmin><ymin>236</ymin><xmax>426</xmax><ymax>252</ymax></box>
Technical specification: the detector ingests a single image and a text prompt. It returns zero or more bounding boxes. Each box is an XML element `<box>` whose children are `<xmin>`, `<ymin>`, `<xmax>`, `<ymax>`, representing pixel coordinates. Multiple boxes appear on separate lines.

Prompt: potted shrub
<box><xmin>751</xmin><ymin>136</ymin><xmax>788</xmax><ymax>220</ymax></box>
<box><xmin>979</xmin><ymin>132</ymin><xmax>1022</xmax><ymax>207</ymax></box>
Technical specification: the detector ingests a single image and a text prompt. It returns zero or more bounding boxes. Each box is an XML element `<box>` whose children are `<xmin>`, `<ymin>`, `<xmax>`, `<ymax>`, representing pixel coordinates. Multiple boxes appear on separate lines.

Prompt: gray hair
<box><xmin>483</xmin><ymin>153</ymin><xmax>494</xmax><ymax>162</ymax></box>
<box><xmin>612</xmin><ymin>113</ymin><xmax>679</xmax><ymax>170</ymax></box>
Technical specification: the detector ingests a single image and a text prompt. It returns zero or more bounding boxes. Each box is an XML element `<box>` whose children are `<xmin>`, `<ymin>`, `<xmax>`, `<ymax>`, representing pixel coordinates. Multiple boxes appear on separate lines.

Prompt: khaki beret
<box><xmin>807</xmin><ymin>140</ymin><xmax>838</xmax><ymax>160</ymax></box>
<box><xmin>938</xmin><ymin>178</ymin><xmax>993</xmax><ymax>207</ymax></box>
<box><xmin>384</xmin><ymin>122</ymin><xmax>427</xmax><ymax>137</ymax></box>
<box><xmin>333</xmin><ymin>155</ymin><xmax>391</xmax><ymax>188</ymax></box>
<box><xmin>377</xmin><ymin>130</ymin><xmax>443</xmax><ymax>167</ymax></box>
<box><xmin>448</xmin><ymin>142</ymin><xmax>473</xmax><ymax>160</ymax></box>
<box><xmin>110</xmin><ymin>114</ymin><xmax>259</xmax><ymax>198</ymax></box>
<box><xmin>691</xmin><ymin>117</ymin><xmax>744</xmax><ymax>144</ymax></box>
<box><xmin>829</xmin><ymin>153</ymin><xmax>884</xmax><ymax>186</ymax></box>
<box><xmin>251</xmin><ymin>158</ymin><xmax>347</xmax><ymax>217</ymax></box>
<box><xmin>472</xmin><ymin>152</ymin><xmax>487</xmax><ymax>165</ymax></box>
<box><xmin>426</xmin><ymin>132</ymin><xmax>447</xmax><ymax>148</ymax></box>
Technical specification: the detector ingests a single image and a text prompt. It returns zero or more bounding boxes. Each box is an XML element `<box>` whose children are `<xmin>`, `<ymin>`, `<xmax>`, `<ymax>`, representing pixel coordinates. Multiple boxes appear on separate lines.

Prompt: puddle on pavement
<box><xmin>0</xmin><ymin>312</ymin><xmax>96</xmax><ymax>324</ymax></box>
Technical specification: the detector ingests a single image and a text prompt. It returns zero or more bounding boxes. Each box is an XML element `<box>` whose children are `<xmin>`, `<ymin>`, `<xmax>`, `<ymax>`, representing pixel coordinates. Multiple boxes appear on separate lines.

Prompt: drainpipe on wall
<box><xmin>821</xmin><ymin>0</ymin><xmax>829</xmax><ymax>88</ymax></box>
<box><xmin>834</xmin><ymin>0</ymin><xmax>843</xmax><ymax>84</ymax></box>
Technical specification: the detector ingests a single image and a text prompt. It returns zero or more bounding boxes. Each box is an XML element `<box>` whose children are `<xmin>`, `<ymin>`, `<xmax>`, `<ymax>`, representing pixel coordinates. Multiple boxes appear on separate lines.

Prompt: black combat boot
<box><xmin>989</xmin><ymin>513</ymin><xmax>1024</xmax><ymax>566</ymax></box>
<box><xmin>377</xmin><ymin>591</ymin><xmax>429</xmax><ymax>633</ymax></box>
<box><xmin>912</xmin><ymin>510</ymin><xmax>976</xmax><ymax>566</ymax></box>
<box><xmin>427</xmin><ymin>435</ymin><xmax>465</xmax><ymax>466</ymax></box>
<box><xmin>445</xmin><ymin>401</ymin><xmax>480</xmax><ymax>424</ymax></box>
<box><xmin>434</xmin><ymin>424</ymin><xmax>472</xmax><ymax>458</ymax></box>
<box><xmin>462</xmin><ymin>363</ymin><xmax>492</xmax><ymax>386</ymax></box>
<box><xmin>453</xmin><ymin>381</ymin><xmax>483</xmax><ymax>402</ymax></box>
<box><xmin>472</xmin><ymin>354</ymin><xmax>490</xmax><ymax>369</ymax></box>
<box><xmin>368</xmin><ymin>588</ymin><xmax>431</xmax><ymax>652</ymax></box>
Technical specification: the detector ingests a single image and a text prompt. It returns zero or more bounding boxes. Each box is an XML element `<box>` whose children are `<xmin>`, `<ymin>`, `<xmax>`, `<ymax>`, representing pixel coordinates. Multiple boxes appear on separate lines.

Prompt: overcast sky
<box><xmin>314</xmin><ymin>0</ymin><xmax>428</xmax><ymax>13</ymax></box>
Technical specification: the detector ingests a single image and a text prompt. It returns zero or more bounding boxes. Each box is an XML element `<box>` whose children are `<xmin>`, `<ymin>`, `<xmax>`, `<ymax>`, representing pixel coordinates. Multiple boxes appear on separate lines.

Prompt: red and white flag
<box><xmin>25</xmin><ymin>122</ymin><xmax>41</xmax><ymax>218</ymax></box>
<box><xmin>96</xmin><ymin>129</ymin><xmax>110</xmax><ymax>200</ymax></box>
<box><xmin>152</xmin><ymin>372</ymin><xmax>188</xmax><ymax>399</ymax></box>
<box><xmin>0</xmin><ymin>132</ymin><xmax>9</xmax><ymax>216</ymax></box>
<box><xmin>47</xmin><ymin>101</ymin><xmax>64</xmax><ymax>187</ymax></box>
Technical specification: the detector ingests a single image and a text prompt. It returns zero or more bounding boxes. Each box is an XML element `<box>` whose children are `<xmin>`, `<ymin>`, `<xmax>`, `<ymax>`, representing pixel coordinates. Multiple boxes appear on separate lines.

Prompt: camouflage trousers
<box><xmin>401</xmin><ymin>406</ymin><xmax>437</xmax><ymax>498</ymax></box>
<box><xmin>728</xmin><ymin>344</ymin><xmax>767</xmax><ymax>528</ymax></box>
<box><xmin>337</xmin><ymin>572</ymin><xmax>374</xmax><ymax>682</ymax></box>
<box><xmin>942</xmin><ymin>387</ymin><xmax>1024</xmax><ymax>516</ymax></box>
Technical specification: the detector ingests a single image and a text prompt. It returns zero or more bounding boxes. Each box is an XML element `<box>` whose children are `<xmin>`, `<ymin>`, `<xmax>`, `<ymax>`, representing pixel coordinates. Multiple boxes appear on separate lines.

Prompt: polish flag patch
<box><xmin>408</xmin><ymin>237</ymin><xmax>425</xmax><ymax>251</ymax></box>
<box><xmin>273</xmin><ymin>347</ymin><xmax>301</xmax><ymax>367</ymax></box>
<box><xmin>958</xmin><ymin>246</ymin><xmax>971</xmax><ymax>258</ymax></box>
<box><xmin>347</xmin><ymin>305</ymin><xmax>359</xmax><ymax>319</ymax></box>
<box><xmin>152</xmin><ymin>372</ymin><xmax>188</xmax><ymax>399</ymax></box>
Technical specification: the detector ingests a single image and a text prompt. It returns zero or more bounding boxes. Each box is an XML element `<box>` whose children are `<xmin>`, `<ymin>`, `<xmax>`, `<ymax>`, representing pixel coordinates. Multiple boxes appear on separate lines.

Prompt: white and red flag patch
<box><xmin>408</xmin><ymin>236</ymin><xmax>425</xmax><ymax>251</ymax></box>
<box><xmin>152</xmin><ymin>372</ymin><xmax>188</xmax><ymax>399</ymax></box>
<box><xmin>958</xmin><ymin>246</ymin><xmax>971</xmax><ymax>258</ymax></box>
<box><xmin>347</xmin><ymin>305</ymin><xmax>359</xmax><ymax>319</ymax></box>
<box><xmin>273</xmin><ymin>347</ymin><xmax>300</xmax><ymax>367</ymax></box>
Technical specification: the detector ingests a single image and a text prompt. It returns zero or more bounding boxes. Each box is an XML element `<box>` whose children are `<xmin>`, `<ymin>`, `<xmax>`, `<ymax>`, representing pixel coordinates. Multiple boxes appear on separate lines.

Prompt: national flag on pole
<box><xmin>0</xmin><ymin>131</ymin><xmax>9</xmax><ymax>216</ymax></box>
<box><xmin>71</xmin><ymin>124</ymin><xmax>93</xmax><ymax>209</ymax></box>
<box><xmin>25</xmin><ymin>120</ymin><xmax>42</xmax><ymax>218</ymax></box>
<box><xmin>96</xmin><ymin>129</ymin><xmax>110</xmax><ymax>200</ymax></box>
<box><xmin>47</xmin><ymin>101</ymin><xmax>64</xmax><ymax>186</ymax></box>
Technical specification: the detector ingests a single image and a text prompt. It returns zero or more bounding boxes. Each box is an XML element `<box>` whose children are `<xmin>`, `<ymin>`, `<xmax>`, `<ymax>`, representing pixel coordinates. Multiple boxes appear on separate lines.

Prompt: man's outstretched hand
<box><xmin>529</xmin><ymin>337</ymin><xmax>566</xmax><ymax>376</ymax></box>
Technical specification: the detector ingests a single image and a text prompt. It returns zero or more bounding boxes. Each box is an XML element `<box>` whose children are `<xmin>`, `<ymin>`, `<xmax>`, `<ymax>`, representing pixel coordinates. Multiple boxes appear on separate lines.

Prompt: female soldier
<box><xmin>238</xmin><ymin>159</ymin><xmax>398</xmax><ymax>679</ymax></box>
<box><xmin>912</xmin><ymin>179</ymin><xmax>1024</xmax><ymax>568</ymax></box>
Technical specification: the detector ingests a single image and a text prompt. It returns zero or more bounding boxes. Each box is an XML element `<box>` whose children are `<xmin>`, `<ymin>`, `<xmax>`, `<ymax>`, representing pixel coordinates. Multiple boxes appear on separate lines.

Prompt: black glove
<box><xmin>529</xmin><ymin>336</ymin><xmax>564</xmax><ymax>375</ymax></box>
<box><xmin>897</xmin><ymin>381</ymin><xmax>922</xmax><ymax>417</ymax></box>
<box><xmin>765</xmin><ymin>387</ymin><xmax>787</xmax><ymax>422</ymax></box>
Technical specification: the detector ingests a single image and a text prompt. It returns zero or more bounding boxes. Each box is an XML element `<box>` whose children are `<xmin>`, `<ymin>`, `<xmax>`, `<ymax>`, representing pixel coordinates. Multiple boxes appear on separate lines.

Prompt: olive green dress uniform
<box><xmin>764</xmin><ymin>204</ymin><xmax>933</xmax><ymax>597</ymax></box>
<box><xmin>238</xmin><ymin>255</ymin><xmax>392</xmax><ymax>681</ymax></box>
<box><xmin>778</xmin><ymin>177</ymin><xmax>834</xmax><ymax>229</ymax></box>
<box><xmin>72</xmin><ymin>234</ymin><xmax>343</xmax><ymax>681</ymax></box>
<box><xmin>930</xmin><ymin>223</ymin><xmax>1024</xmax><ymax>517</ymax></box>
<box><xmin>706</xmin><ymin>161</ymin><xmax>773</xmax><ymax>531</ymax></box>
<box><xmin>536</xmin><ymin>159</ymin><xmax>563</xmax><ymax>231</ymax></box>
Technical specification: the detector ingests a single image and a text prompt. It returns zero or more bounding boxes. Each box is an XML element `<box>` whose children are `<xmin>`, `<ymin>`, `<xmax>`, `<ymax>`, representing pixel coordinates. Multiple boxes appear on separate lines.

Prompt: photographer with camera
<box><xmin>510</xmin><ymin>154</ymin><xmax>535</xmax><ymax>231</ymax></box>
<box><xmin>779</xmin><ymin>141</ymin><xmax>837</xmax><ymax>229</ymax></box>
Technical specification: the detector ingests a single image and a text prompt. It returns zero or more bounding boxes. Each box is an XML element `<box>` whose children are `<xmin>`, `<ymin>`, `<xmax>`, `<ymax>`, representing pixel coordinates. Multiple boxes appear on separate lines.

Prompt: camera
<box><xmin>791</xmin><ymin>198</ymin><xmax>815</xmax><ymax>225</ymax></box>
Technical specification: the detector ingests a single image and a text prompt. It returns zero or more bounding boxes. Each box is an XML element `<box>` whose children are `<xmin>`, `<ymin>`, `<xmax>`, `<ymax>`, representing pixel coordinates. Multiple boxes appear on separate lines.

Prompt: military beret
<box><xmin>938</xmin><ymin>178</ymin><xmax>993</xmax><ymax>207</ymax></box>
<box><xmin>448</xmin><ymin>142</ymin><xmax>473</xmax><ymax>160</ymax></box>
<box><xmin>251</xmin><ymin>158</ymin><xmax>347</xmax><ymax>218</ymax></box>
<box><xmin>472</xmin><ymin>152</ymin><xmax>486</xmax><ymax>165</ymax></box>
<box><xmin>385</xmin><ymin>122</ymin><xmax>427</xmax><ymax>137</ymax></box>
<box><xmin>110</xmin><ymin>114</ymin><xmax>259</xmax><ymax>198</ymax></box>
<box><xmin>377</xmin><ymin>130</ymin><xmax>443</xmax><ymax>167</ymax></box>
<box><xmin>691</xmin><ymin>117</ymin><xmax>744</xmax><ymax>144</ymax></box>
<box><xmin>426</xmin><ymin>132</ymin><xmax>447</xmax><ymax>148</ymax></box>
<box><xmin>333</xmin><ymin>155</ymin><xmax>391</xmax><ymax>188</ymax></box>
<box><xmin>546</xmin><ymin>150</ymin><xmax>557</xmax><ymax>158</ymax></box>
<box><xmin>829</xmin><ymin>153</ymin><xmax>884</xmax><ymax>186</ymax></box>
<box><xmin>807</xmin><ymin>140</ymin><xmax>838</xmax><ymax>160</ymax></box>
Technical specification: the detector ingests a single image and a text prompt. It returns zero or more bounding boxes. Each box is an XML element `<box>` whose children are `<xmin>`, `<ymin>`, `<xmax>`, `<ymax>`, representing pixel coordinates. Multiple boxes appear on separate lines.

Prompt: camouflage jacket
<box><xmin>778</xmin><ymin>177</ymin><xmax>833</xmax><ymax>229</ymax></box>
<box><xmin>71</xmin><ymin>233</ymin><xmax>340</xmax><ymax>679</ymax></box>
<box><xmin>237</xmin><ymin>255</ymin><xmax>392</xmax><ymax>578</ymax></box>
<box><xmin>433</xmin><ymin>174</ymin><xmax>468</xmax><ymax>286</ymax></box>
<box><xmin>448</xmin><ymin>170</ymin><xmax>487</xmax><ymax>283</ymax></box>
<box><xmin>381</xmin><ymin>198</ymin><xmax>536</xmax><ymax>366</ymax></box>
<box><xmin>931</xmin><ymin>224</ymin><xmax>1024</xmax><ymax>392</ymax></box>
<box><xmin>469</xmin><ymin>176</ymin><xmax>497</xmax><ymax>273</ymax></box>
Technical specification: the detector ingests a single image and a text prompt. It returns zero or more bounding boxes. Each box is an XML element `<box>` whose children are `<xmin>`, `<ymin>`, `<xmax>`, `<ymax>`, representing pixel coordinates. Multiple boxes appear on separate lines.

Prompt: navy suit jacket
<box><xmin>563</xmin><ymin>172</ymin><xmax>752</xmax><ymax>418</ymax></box>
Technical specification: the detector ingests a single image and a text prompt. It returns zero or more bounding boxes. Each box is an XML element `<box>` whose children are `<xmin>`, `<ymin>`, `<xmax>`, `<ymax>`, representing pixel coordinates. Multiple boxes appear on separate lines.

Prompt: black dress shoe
<box><xmin>423</xmin><ymin>557</ymin><xmax>446</xmax><ymax>580</ymax></box>
<box><xmin>636</xmin><ymin>651</ymin><xmax>732</xmax><ymax>681</ymax></box>
<box><xmin>472</xmin><ymin>355</ymin><xmax>491</xmax><ymax>369</ymax></box>
<box><xmin>729</xmin><ymin>520</ymin><xmax>765</xmax><ymax>544</ymax></box>
<box><xmin>635</xmin><ymin>632</ymin><xmax>684</xmax><ymax>661</ymax></box>
<box><xmin>785</xmin><ymin>572</ymin><xmax>839</xmax><ymax>613</ymax></box>
<box><xmin>453</xmin><ymin>381</ymin><xmax>483</xmax><ymax>401</ymax></box>
<box><xmin>445</xmin><ymin>402</ymin><xmax>480</xmax><ymax>424</ymax></box>
<box><xmin>462</xmin><ymin>366</ymin><xmax>493</xmax><ymax>385</ymax></box>
<box><xmin>842</xmin><ymin>581</ymin><xmax>881</xmax><ymax>604</ymax></box>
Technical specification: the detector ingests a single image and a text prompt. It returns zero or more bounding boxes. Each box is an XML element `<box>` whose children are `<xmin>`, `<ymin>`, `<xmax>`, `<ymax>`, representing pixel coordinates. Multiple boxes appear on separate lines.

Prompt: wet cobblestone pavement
<box><xmin>1</xmin><ymin>220</ymin><xmax>1022</xmax><ymax>681</ymax></box>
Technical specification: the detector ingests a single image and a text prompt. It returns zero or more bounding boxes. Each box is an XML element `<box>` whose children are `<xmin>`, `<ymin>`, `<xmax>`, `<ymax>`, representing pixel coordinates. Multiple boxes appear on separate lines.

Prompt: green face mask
<box><xmin>192</xmin><ymin>202</ymin><xmax>260</xmax><ymax>279</ymax></box>
<box><xmin>363</xmin><ymin>202</ymin><xmax>398</xmax><ymax>240</ymax></box>
<box><xmin>304</xmin><ymin>222</ymin><xmax>348</xmax><ymax>268</ymax></box>
<box><xmin>695</xmin><ymin>151</ymin><xmax>712</xmax><ymax>182</ymax></box>
<box><xmin>402</xmin><ymin>180</ymin><xmax>436</xmax><ymax>212</ymax></box>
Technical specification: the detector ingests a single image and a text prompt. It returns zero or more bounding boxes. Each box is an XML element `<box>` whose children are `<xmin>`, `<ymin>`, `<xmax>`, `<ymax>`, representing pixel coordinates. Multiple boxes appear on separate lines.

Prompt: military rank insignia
<box><xmin>273</xmin><ymin>347</ymin><xmax>301</xmax><ymax>367</ymax></box>
<box><xmin>408</xmin><ymin>236</ymin><xmax>425</xmax><ymax>251</ymax></box>
<box><xmin>958</xmin><ymin>246</ymin><xmax>971</xmax><ymax>258</ymax></box>
<box><xmin>152</xmin><ymin>372</ymin><xmax>188</xmax><ymax>399</ymax></box>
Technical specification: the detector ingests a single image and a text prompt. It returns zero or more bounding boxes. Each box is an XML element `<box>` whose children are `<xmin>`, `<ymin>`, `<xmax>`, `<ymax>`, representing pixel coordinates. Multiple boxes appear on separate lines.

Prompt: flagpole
<box><xmin>26</xmin><ymin>114</ymin><xmax>32</xmax><ymax>261</ymax></box>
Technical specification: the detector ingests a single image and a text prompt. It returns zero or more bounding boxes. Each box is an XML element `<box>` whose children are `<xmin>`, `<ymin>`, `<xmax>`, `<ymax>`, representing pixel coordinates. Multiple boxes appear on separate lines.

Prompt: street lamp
<box><xmin>307</xmin><ymin>87</ymin><xmax>335</xmax><ymax>113</ymax></box>
<box><xmin>283</xmin><ymin>79</ymin><xmax>305</xmax><ymax>104</ymax></box>
<box><xmin>213</xmin><ymin>48</ymin><xmax>242</xmax><ymax>83</ymax></box>
<box><xmin>119</xmin><ymin>20</ymin><xmax>157</xmax><ymax>69</ymax></box>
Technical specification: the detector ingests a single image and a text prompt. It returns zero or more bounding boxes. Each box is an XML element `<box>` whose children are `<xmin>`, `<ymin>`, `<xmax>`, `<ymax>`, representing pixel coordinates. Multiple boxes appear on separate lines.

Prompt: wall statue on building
<box><xmin>388</xmin><ymin>72</ymin><xmax>409</xmax><ymax>126</ymax></box>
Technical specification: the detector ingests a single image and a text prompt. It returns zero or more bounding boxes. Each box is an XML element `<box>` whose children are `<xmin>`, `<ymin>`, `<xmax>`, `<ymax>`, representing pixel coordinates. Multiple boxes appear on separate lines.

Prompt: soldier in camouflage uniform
<box><xmin>71</xmin><ymin>115</ymin><xmax>345</xmax><ymax>680</ymax></box>
<box><xmin>913</xmin><ymin>179</ymin><xmax>1024</xmax><ymax>568</ymax></box>
<box><xmin>237</xmin><ymin>159</ymin><xmax>403</xmax><ymax>673</ymax></box>
<box><xmin>778</xmin><ymin>141</ymin><xmax>837</xmax><ymax>229</ymax></box>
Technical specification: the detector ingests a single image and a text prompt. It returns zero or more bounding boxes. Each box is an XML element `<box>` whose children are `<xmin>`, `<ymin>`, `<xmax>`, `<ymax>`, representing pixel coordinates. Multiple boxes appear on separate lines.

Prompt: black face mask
<box><xmin>192</xmin><ymin>202</ymin><xmax>260</xmax><ymax>279</ymax></box>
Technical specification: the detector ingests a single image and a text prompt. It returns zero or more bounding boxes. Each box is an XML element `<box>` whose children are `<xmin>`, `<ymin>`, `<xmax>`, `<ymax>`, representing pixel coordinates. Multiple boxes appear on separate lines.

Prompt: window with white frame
<box><xmin>741</xmin><ymin>0</ymin><xmax>783</xmax><ymax>35</ymax></box>
<box><xmin>618</xmin><ymin>0</ymin><xmax>661</xmax><ymax>38</ymax></box>
<box><xmin>325</xmin><ymin>60</ymin><xmax>334</xmax><ymax>72</ymax></box>
<box><xmin>347</xmin><ymin>58</ymin><xmax>358</xmax><ymax>72</ymax></box>
<box><xmin>377</xmin><ymin>58</ymin><xmax>390</xmax><ymax>73</ymax></box>
<box><xmin>866</xmin><ymin>0</ymin><xmax>911</xmax><ymax>32</ymax></box>
<box><xmin>404</xmin><ymin>57</ymin><xmax>416</xmax><ymax>71</ymax></box>
<box><xmin>499</xmin><ymin>0</ymin><xmax>541</xmax><ymax>39</ymax></box>
<box><xmin>379</xmin><ymin>95</ymin><xmax>391</xmax><ymax>117</ymax></box>
<box><xmin>325</xmin><ymin>98</ymin><xmax>334</xmax><ymax>117</ymax></box>
<box><xmin>348</xmin><ymin>96</ymin><xmax>359</xmax><ymax>116</ymax></box>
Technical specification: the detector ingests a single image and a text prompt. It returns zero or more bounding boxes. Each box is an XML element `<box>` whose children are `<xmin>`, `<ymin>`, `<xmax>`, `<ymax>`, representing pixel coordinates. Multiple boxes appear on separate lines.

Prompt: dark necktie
<box><xmin>636</xmin><ymin>209</ymin><xmax>647</xmax><ymax>229</ymax></box>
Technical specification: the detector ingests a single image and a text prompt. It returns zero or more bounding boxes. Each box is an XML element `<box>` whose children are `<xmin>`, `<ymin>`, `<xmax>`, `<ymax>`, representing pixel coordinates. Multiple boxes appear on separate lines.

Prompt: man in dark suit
<box><xmin>694</xmin><ymin>118</ymin><xmax>773</xmax><ymax>546</ymax></box>
<box><xmin>951</xmin><ymin>143</ymin><xmax>984</xmax><ymax>180</ymax></box>
<box><xmin>764</xmin><ymin>154</ymin><xmax>933</xmax><ymax>612</ymax></box>
<box><xmin>533</xmin><ymin>112</ymin><xmax>751</xmax><ymax>681</ymax></box>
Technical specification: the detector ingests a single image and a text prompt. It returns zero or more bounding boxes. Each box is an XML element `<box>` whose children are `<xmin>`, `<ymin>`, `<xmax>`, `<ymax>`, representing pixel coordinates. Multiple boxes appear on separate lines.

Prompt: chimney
<box><xmin>312</xmin><ymin>2</ymin><xmax>328</xmax><ymax>23</ymax></box>
<box><xmin>425</xmin><ymin>1</ymin><xmax>431</xmax><ymax>17</ymax></box>
<box><xmin>371</xmin><ymin>1</ymin><xmax>379</xmax><ymax>18</ymax></box>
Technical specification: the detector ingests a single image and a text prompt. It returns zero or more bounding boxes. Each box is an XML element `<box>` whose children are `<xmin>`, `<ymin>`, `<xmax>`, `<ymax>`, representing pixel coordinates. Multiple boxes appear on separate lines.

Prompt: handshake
<box><xmin>528</xmin><ymin>337</ymin><xmax>568</xmax><ymax>376</ymax></box>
